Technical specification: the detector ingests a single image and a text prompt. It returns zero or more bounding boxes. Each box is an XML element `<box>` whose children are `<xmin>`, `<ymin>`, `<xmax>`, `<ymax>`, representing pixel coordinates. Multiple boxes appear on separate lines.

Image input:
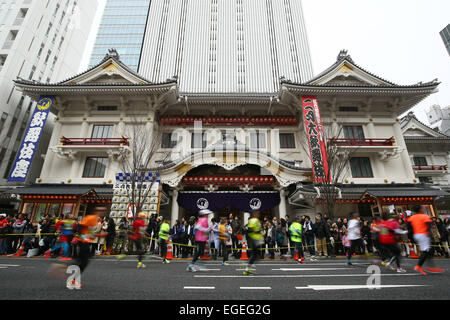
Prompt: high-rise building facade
<box><xmin>0</xmin><ymin>0</ymin><xmax>98</xmax><ymax>197</ymax></box>
<box><xmin>138</xmin><ymin>0</ymin><xmax>314</xmax><ymax>93</ymax></box>
<box><xmin>440</xmin><ymin>24</ymin><xmax>450</xmax><ymax>56</ymax></box>
<box><xmin>89</xmin><ymin>0</ymin><xmax>151</xmax><ymax>71</ymax></box>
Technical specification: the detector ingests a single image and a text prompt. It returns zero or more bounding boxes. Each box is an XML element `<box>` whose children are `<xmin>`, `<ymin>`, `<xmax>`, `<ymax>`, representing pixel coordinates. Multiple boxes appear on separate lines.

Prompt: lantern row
<box><xmin>183</xmin><ymin>176</ymin><xmax>275</xmax><ymax>185</ymax></box>
<box><xmin>161</xmin><ymin>117</ymin><xmax>298</xmax><ymax>126</ymax></box>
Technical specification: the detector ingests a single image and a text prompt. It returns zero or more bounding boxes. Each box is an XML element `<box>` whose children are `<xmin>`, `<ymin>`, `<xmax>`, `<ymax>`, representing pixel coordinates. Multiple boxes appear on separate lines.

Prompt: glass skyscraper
<box><xmin>440</xmin><ymin>24</ymin><xmax>450</xmax><ymax>56</ymax></box>
<box><xmin>89</xmin><ymin>0</ymin><xmax>151</xmax><ymax>71</ymax></box>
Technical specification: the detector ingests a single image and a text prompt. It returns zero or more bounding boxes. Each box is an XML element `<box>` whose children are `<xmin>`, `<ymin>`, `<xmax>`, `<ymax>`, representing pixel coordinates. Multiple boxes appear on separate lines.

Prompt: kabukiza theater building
<box><xmin>5</xmin><ymin>50</ymin><xmax>449</xmax><ymax>225</ymax></box>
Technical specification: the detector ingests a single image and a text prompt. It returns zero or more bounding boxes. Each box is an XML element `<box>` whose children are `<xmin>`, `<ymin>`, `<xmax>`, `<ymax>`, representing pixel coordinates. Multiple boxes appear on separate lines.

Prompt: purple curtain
<box><xmin>177</xmin><ymin>192</ymin><xmax>280</xmax><ymax>213</ymax></box>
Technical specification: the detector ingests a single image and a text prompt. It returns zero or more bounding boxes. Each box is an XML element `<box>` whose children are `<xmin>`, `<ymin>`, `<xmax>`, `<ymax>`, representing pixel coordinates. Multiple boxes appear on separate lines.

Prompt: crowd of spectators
<box><xmin>0</xmin><ymin>210</ymin><xmax>448</xmax><ymax>260</ymax></box>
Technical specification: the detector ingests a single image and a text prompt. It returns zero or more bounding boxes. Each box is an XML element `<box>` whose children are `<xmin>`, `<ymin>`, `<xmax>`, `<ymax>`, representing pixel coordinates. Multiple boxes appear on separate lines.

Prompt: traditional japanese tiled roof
<box><xmin>289</xmin><ymin>183</ymin><xmax>450</xmax><ymax>200</ymax></box>
<box><xmin>401</xmin><ymin>111</ymin><xmax>450</xmax><ymax>138</ymax></box>
<box><xmin>280</xmin><ymin>49</ymin><xmax>440</xmax><ymax>90</ymax></box>
<box><xmin>14</xmin><ymin>49</ymin><xmax>177</xmax><ymax>87</ymax></box>
<box><xmin>2</xmin><ymin>185</ymin><xmax>98</xmax><ymax>196</ymax></box>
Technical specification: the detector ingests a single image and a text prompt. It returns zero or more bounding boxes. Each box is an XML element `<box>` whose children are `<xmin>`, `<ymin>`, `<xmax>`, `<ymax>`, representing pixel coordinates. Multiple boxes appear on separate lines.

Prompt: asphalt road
<box><xmin>0</xmin><ymin>255</ymin><xmax>449</xmax><ymax>300</ymax></box>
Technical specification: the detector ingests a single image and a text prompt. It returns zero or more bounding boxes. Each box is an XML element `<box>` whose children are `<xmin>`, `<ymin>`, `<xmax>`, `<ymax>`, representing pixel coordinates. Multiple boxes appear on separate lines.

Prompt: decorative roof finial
<box><xmin>104</xmin><ymin>48</ymin><xmax>120</xmax><ymax>61</ymax></box>
<box><xmin>337</xmin><ymin>50</ymin><xmax>348</xmax><ymax>60</ymax></box>
<box><xmin>337</xmin><ymin>49</ymin><xmax>354</xmax><ymax>63</ymax></box>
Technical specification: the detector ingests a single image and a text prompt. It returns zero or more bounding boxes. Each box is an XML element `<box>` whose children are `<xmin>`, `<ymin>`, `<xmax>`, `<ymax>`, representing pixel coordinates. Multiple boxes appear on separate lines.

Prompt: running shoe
<box><xmin>137</xmin><ymin>262</ymin><xmax>146</xmax><ymax>269</ymax></box>
<box><xmin>346</xmin><ymin>261</ymin><xmax>352</xmax><ymax>266</ymax></box>
<box><xmin>59</xmin><ymin>257</ymin><xmax>72</xmax><ymax>262</ymax></box>
<box><xmin>297</xmin><ymin>259</ymin><xmax>304</xmax><ymax>264</ymax></box>
<box><xmin>187</xmin><ymin>264</ymin><xmax>197</xmax><ymax>272</ymax></box>
<box><xmin>385</xmin><ymin>262</ymin><xmax>396</xmax><ymax>271</ymax></box>
<box><xmin>221</xmin><ymin>262</ymin><xmax>229</xmax><ymax>266</ymax></box>
<box><xmin>117</xmin><ymin>254</ymin><xmax>127</xmax><ymax>261</ymax></box>
<box><xmin>380</xmin><ymin>261</ymin><xmax>387</xmax><ymax>266</ymax></box>
<box><xmin>44</xmin><ymin>250</ymin><xmax>51</xmax><ymax>259</ymax></box>
<box><xmin>67</xmin><ymin>280</ymin><xmax>82</xmax><ymax>289</ymax></box>
<box><xmin>414</xmin><ymin>265</ymin><xmax>427</xmax><ymax>275</ymax></box>
<box><xmin>423</xmin><ymin>267</ymin><xmax>445</xmax><ymax>273</ymax></box>
<box><xmin>396</xmin><ymin>268</ymin><xmax>407</xmax><ymax>273</ymax></box>
<box><xmin>162</xmin><ymin>259</ymin><xmax>170</xmax><ymax>264</ymax></box>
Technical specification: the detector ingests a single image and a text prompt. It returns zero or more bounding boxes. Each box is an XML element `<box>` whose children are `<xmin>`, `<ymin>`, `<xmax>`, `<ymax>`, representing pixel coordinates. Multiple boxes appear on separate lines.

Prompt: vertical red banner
<box><xmin>301</xmin><ymin>96</ymin><xmax>331</xmax><ymax>183</ymax></box>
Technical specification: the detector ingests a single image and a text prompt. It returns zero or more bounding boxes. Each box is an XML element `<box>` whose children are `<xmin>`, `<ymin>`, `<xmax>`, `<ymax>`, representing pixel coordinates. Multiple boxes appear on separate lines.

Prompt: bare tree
<box><xmin>300</xmin><ymin>122</ymin><xmax>359</xmax><ymax>218</ymax></box>
<box><xmin>118</xmin><ymin>116</ymin><xmax>170</xmax><ymax>216</ymax></box>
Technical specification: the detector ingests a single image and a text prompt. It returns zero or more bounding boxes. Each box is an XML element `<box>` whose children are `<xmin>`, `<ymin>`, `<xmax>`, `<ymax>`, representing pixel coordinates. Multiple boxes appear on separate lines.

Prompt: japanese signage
<box><xmin>301</xmin><ymin>96</ymin><xmax>330</xmax><ymax>183</ymax></box>
<box><xmin>8</xmin><ymin>96</ymin><xmax>54</xmax><ymax>182</ymax></box>
<box><xmin>110</xmin><ymin>172</ymin><xmax>161</xmax><ymax>223</ymax></box>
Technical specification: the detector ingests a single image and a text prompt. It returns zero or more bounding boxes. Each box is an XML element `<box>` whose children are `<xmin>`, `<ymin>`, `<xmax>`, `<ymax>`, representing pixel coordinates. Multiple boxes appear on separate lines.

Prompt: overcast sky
<box><xmin>82</xmin><ymin>0</ymin><xmax>449</xmax><ymax>124</ymax></box>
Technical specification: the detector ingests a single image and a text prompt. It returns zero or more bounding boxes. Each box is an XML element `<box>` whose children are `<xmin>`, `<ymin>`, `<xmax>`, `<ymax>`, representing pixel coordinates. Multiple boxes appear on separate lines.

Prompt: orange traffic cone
<box><xmin>201</xmin><ymin>241</ymin><xmax>211</xmax><ymax>260</ymax></box>
<box><xmin>240</xmin><ymin>241</ymin><xmax>248</xmax><ymax>260</ymax></box>
<box><xmin>166</xmin><ymin>240</ymin><xmax>174</xmax><ymax>260</ymax></box>
<box><xmin>14</xmin><ymin>243</ymin><xmax>25</xmax><ymax>257</ymax></box>
<box><xmin>408</xmin><ymin>242</ymin><xmax>419</xmax><ymax>259</ymax></box>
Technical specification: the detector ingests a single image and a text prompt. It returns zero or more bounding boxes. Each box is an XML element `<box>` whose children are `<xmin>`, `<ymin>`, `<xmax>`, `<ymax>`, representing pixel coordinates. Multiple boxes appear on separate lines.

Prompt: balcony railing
<box><xmin>328</xmin><ymin>138</ymin><xmax>395</xmax><ymax>147</ymax></box>
<box><xmin>60</xmin><ymin>137</ymin><xmax>130</xmax><ymax>146</ymax></box>
<box><xmin>412</xmin><ymin>165</ymin><xmax>448</xmax><ymax>171</ymax></box>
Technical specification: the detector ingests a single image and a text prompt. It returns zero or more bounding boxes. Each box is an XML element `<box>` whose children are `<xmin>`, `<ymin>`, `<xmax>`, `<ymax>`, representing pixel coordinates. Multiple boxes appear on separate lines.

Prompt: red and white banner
<box><xmin>301</xmin><ymin>96</ymin><xmax>331</xmax><ymax>183</ymax></box>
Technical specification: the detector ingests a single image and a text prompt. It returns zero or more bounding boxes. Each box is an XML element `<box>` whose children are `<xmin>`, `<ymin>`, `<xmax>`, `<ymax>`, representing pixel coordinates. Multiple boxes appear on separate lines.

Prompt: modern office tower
<box><xmin>138</xmin><ymin>0</ymin><xmax>314</xmax><ymax>93</ymax></box>
<box><xmin>440</xmin><ymin>24</ymin><xmax>450</xmax><ymax>56</ymax></box>
<box><xmin>427</xmin><ymin>104</ymin><xmax>450</xmax><ymax>135</ymax></box>
<box><xmin>89</xmin><ymin>0</ymin><xmax>151</xmax><ymax>71</ymax></box>
<box><xmin>0</xmin><ymin>0</ymin><xmax>98</xmax><ymax>193</ymax></box>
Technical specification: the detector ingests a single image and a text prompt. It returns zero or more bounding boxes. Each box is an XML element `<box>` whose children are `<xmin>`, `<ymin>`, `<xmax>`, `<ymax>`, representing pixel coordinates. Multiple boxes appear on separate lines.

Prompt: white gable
<box><xmin>311</xmin><ymin>60</ymin><xmax>392</xmax><ymax>87</ymax></box>
<box><xmin>60</xmin><ymin>58</ymin><xmax>149</xmax><ymax>86</ymax></box>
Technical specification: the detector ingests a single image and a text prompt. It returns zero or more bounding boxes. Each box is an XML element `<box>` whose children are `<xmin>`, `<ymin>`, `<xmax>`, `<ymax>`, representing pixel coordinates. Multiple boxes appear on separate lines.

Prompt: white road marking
<box><xmin>0</xmin><ymin>267</ymin><xmax>7</xmax><ymax>269</ymax></box>
<box><xmin>184</xmin><ymin>286</ymin><xmax>215</xmax><ymax>290</ymax></box>
<box><xmin>273</xmin><ymin>268</ymin><xmax>353</xmax><ymax>271</ymax></box>
<box><xmin>295</xmin><ymin>285</ymin><xmax>430</xmax><ymax>291</ymax></box>
<box><xmin>194</xmin><ymin>273</ymin><xmax>420</xmax><ymax>278</ymax></box>
<box><xmin>0</xmin><ymin>264</ymin><xmax>20</xmax><ymax>267</ymax></box>
<box><xmin>240</xmin><ymin>287</ymin><xmax>271</xmax><ymax>290</ymax></box>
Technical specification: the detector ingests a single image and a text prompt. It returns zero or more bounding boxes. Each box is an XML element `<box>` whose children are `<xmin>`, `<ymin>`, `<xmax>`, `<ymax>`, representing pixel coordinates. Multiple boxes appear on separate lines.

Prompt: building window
<box><xmin>83</xmin><ymin>157</ymin><xmax>107</xmax><ymax>178</ymax></box>
<box><xmin>0</xmin><ymin>112</ymin><xmax>8</xmax><ymax>134</ymax></box>
<box><xmin>413</xmin><ymin>157</ymin><xmax>428</xmax><ymax>166</ymax></box>
<box><xmin>339</xmin><ymin>106</ymin><xmax>358</xmax><ymax>112</ymax></box>
<box><xmin>350</xmin><ymin>157</ymin><xmax>374</xmax><ymax>178</ymax></box>
<box><xmin>97</xmin><ymin>106</ymin><xmax>118</xmax><ymax>111</ymax></box>
<box><xmin>161</xmin><ymin>132</ymin><xmax>177</xmax><ymax>149</ymax></box>
<box><xmin>92</xmin><ymin>125</ymin><xmax>113</xmax><ymax>139</ymax></box>
<box><xmin>419</xmin><ymin>177</ymin><xmax>432</xmax><ymax>184</ymax></box>
<box><xmin>250</xmin><ymin>132</ymin><xmax>266</xmax><ymax>148</ymax></box>
<box><xmin>343</xmin><ymin>126</ymin><xmax>365</xmax><ymax>139</ymax></box>
<box><xmin>279</xmin><ymin>133</ymin><xmax>295</xmax><ymax>149</ymax></box>
<box><xmin>191</xmin><ymin>132</ymin><xmax>207</xmax><ymax>149</ymax></box>
<box><xmin>221</xmin><ymin>131</ymin><xmax>236</xmax><ymax>144</ymax></box>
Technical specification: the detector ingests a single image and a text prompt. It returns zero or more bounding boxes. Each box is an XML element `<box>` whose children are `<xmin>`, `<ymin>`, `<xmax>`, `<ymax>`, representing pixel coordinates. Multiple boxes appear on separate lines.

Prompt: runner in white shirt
<box><xmin>346</xmin><ymin>212</ymin><xmax>363</xmax><ymax>266</ymax></box>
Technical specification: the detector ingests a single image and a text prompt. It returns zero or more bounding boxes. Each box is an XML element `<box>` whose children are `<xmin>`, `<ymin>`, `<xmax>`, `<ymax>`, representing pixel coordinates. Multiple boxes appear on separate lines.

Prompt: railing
<box><xmin>60</xmin><ymin>137</ymin><xmax>130</xmax><ymax>146</ymax></box>
<box><xmin>413</xmin><ymin>165</ymin><xmax>448</xmax><ymax>171</ymax></box>
<box><xmin>328</xmin><ymin>137</ymin><xmax>395</xmax><ymax>147</ymax></box>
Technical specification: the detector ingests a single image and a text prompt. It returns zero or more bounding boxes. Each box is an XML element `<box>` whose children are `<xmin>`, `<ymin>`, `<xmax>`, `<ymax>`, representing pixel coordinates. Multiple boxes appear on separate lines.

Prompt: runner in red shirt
<box><xmin>379</xmin><ymin>210</ymin><xmax>407</xmax><ymax>273</ymax></box>
<box><xmin>130</xmin><ymin>212</ymin><xmax>148</xmax><ymax>269</ymax></box>
<box><xmin>406</xmin><ymin>205</ymin><xmax>445</xmax><ymax>275</ymax></box>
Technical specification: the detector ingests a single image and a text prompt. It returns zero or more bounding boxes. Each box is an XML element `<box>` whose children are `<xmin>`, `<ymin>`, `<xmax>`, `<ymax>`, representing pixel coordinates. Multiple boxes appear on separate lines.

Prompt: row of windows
<box><xmin>91</xmin><ymin>46</ymin><xmax>142</xmax><ymax>56</ymax></box>
<box><xmin>94</xmin><ymin>36</ymin><xmax>144</xmax><ymax>45</ymax></box>
<box><xmin>80</xmin><ymin>156</ymin><xmax>375</xmax><ymax>179</ymax></box>
<box><xmin>98</xmin><ymin>26</ymin><xmax>146</xmax><ymax>35</ymax></box>
<box><xmin>162</xmin><ymin>131</ymin><xmax>296</xmax><ymax>149</ymax></box>
<box><xmin>100</xmin><ymin>17</ymin><xmax>148</xmax><ymax>25</ymax></box>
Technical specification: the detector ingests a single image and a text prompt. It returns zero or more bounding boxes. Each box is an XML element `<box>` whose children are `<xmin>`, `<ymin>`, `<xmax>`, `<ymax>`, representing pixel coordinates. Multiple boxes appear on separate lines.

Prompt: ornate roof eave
<box><xmin>13</xmin><ymin>80</ymin><xmax>179</xmax><ymax>101</ymax></box>
<box><xmin>400</xmin><ymin>111</ymin><xmax>450</xmax><ymax>138</ymax></box>
<box><xmin>302</xmin><ymin>51</ymin><xmax>398</xmax><ymax>86</ymax></box>
<box><xmin>179</xmin><ymin>92</ymin><xmax>277</xmax><ymax>105</ymax></box>
<box><xmin>280</xmin><ymin>83</ymin><xmax>439</xmax><ymax>115</ymax></box>
<box><xmin>58</xmin><ymin>49</ymin><xmax>154</xmax><ymax>85</ymax></box>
